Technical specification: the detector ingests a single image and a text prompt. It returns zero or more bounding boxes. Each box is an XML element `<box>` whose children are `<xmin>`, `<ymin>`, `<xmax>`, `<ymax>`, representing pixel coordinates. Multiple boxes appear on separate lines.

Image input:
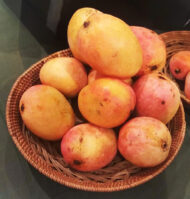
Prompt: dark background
<box><xmin>4</xmin><ymin>0</ymin><xmax>190</xmax><ymax>53</ymax></box>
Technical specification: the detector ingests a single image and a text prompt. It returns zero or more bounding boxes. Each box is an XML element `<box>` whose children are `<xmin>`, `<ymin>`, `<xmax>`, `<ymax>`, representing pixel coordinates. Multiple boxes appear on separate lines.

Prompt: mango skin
<box><xmin>185</xmin><ymin>72</ymin><xmax>190</xmax><ymax>99</ymax></box>
<box><xmin>118</xmin><ymin>117</ymin><xmax>171</xmax><ymax>167</ymax></box>
<box><xmin>88</xmin><ymin>69</ymin><xmax>133</xmax><ymax>85</ymax></box>
<box><xmin>131</xmin><ymin>26</ymin><xmax>166</xmax><ymax>76</ymax></box>
<box><xmin>169</xmin><ymin>51</ymin><xmax>190</xmax><ymax>80</ymax></box>
<box><xmin>61</xmin><ymin>123</ymin><xmax>117</xmax><ymax>171</ymax></box>
<box><xmin>67</xmin><ymin>7</ymin><xmax>100</xmax><ymax>61</ymax></box>
<box><xmin>19</xmin><ymin>85</ymin><xmax>75</xmax><ymax>141</ymax></box>
<box><xmin>77</xmin><ymin>13</ymin><xmax>143</xmax><ymax>78</ymax></box>
<box><xmin>40</xmin><ymin>57</ymin><xmax>87</xmax><ymax>97</ymax></box>
<box><xmin>78</xmin><ymin>78</ymin><xmax>136</xmax><ymax>128</ymax></box>
<box><xmin>133</xmin><ymin>73</ymin><xmax>180</xmax><ymax>124</ymax></box>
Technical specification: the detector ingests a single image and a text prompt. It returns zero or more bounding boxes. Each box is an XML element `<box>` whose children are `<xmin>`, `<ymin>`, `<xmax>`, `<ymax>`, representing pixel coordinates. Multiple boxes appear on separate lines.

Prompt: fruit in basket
<box><xmin>133</xmin><ymin>73</ymin><xmax>180</xmax><ymax>124</ymax></box>
<box><xmin>169</xmin><ymin>51</ymin><xmax>190</xmax><ymax>80</ymax></box>
<box><xmin>78</xmin><ymin>78</ymin><xmax>136</xmax><ymax>128</ymax></box>
<box><xmin>40</xmin><ymin>57</ymin><xmax>87</xmax><ymax>97</ymax></box>
<box><xmin>185</xmin><ymin>72</ymin><xmax>190</xmax><ymax>99</ymax></box>
<box><xmin>61</xmin><ymin>123</ymin><xmax>117</xmax><ymax>171</ymax></box>
<box><xmin>118</xmin><ymin>117</ymin><xmax>172</xmax><ymax>167</ymax></box>
<box><xmin>131</xmin><ymin>26</ymin><xmax>166</xmax><ymax>76</ymax></box>
<box><xmin>19</xmin><ymin>85</ymin><xmax>75</xmax><ymax>140</ymax></box>
<box><xmin>88</xmin><ymin>69</ymin><xmax>133</xmax><ymax>85</ymax></box>
<box><xmin>76</xmin><ymin>12</ymin><xmax>142</xmax><ymax>78</ymax></box>
<box><xmin>67</xmin><ymin>7</ymin><xmax>100</xmax><ymax>62</ymax></box>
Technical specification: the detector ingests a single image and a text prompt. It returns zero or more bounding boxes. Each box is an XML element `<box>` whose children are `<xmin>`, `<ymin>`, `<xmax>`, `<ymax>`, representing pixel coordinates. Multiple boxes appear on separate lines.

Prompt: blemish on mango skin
<box><xmin>161</xmin><ymin>140</ymin><xmax>168</xmax><ymax>152</ymax></box>
<box><xmin>99</xmin><ymin>102</ymin><xmax>103</xmax><ymax>106</ymax></box>
<box><xmin>83</xmin><ymin>21</ymin><xmax>90</xmax><ymax>28</ymax></box>
<box><xmin>161</xmin><ymin>100</ymin><xmax>165</xmax><ymax>105</ymax></box>
<box><xmin>175</xmin><ymin>68</ymin><xmax>181</xmax><ymax>74</ymax></box>
<box><xmin>73</xmin><ymin>159</ymin><xmax>83</xmax><ymax>165</ymax></box>
<box><xmin>150</xmin><ymin>65</ymin><xmax>158</xmax><ymax>71</ymax></box>
<box><xmin>79</xmin><ymin>137</ymin><xmax>83</xmax><ymax>143</ymax></box>
<box><xmin>20</xmin><ymin>104</ymin><xmax>24</xmax><ymax>112</ymax></box>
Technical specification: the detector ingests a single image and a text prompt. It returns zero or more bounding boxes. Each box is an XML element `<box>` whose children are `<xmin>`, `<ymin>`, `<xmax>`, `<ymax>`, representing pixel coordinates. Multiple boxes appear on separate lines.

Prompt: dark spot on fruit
<box><xmin>79</xmin><ymin>137</ymin><xmax>83</xmax><ymax>143</ymax></box>
<box><xmin>158</xmin><ymin>75</ymin><xmax>166</xmax><ymax>80</ymax></box>
<box><xmin>73</xmin><ymin>160</ymin><xmax>82</xmax><ymax>165</ymax></box>
<box><xmin>175</xmin><ymin>68</ymin><xmax>181</xmax><ymax>74</ymax></box>
<box><xmin>97</xmin><ymin>110</ymin><xmax>101</xmax><ymax>115</ymax></box>
<box><xmin>83</xmin><ymin>21</ymin><xmax>90</xmax><ymax>28</ymax></box>
<box><xmin>161</xmin><ymin>100</ymin><xmax>165</xmax><ymax>105</ymax></box>
<box><xmin>20</xmin><ymin>104</ymin><xmax>24</xmax><ymax>112</ymax></box>
<box><xmin>158</xmin><ymin>72</ymin><xmax>163</xmax><ymax>75</ymax></box>
<box><xmin>150</xmin><ymin>65</ymin><xmax>158</xmax><ymax>71</ymax></box>
<box><xmin>173</xmin><ymin>93</ymin><xmax>175</xmax><ymax>98</ymax></box>
<box><xmin>161</xmin><ymin>140</ymin><xmax>168</xmax><ymax>152</ymax></box>
<box><xmin>100</xmin><ymin>102</ymin><xmax>103</xmax><ymax>106</ymax></box>
<box><xmin>103</xmin><ymin>98</ymin><xmax>108</xmax><ymax>102</ymax></box>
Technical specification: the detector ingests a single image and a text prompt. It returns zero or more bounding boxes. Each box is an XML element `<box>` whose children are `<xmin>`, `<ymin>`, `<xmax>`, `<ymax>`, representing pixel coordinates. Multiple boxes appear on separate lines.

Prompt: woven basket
<box><xmin>6</xmin><ymin>49</ymin><xmax>186</xmax><ymax>192</ymax></box>
<box><xmin>160</xmin><ymin>31</ymin><xmax>190</xmax><ymax>107</ymax></box>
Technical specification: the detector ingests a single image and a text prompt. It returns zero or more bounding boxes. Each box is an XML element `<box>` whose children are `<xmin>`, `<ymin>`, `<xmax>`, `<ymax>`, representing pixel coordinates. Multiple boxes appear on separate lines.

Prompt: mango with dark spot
<box><xmin>19</xmin><ymin>85</ymin><xmax>75</xmax><ymax>140</ymax></box>
<box><xmin>61</xmin><ymin>123</ymin><xmax>117</xmax><ymax>171</ymax></box>
<box><xmin>131</xmin><ymin>26</ymin><xmax>166</xmax><ymax>76</ymax></box>
<box><xmin>118</xmin><ymin>117</ymin><xmax>171</xmax><ymax>167</ymax></box>
<box><xmin>77</xmin><ymin>12</ymin><xmax>142</xmax><ymax>78</ymax></box>
<box><xmin>133</xmin><ymin>73</ymin><xmax>180</xmax><ymax>124</ymax></box>
<box><xmin>169</xmin><ymin>51</ymin><xmax>190</xmax><ymax>80</ymax></box>
<box><xmin>78</xmin><ymin>78</ymin><xmax>136</xmax><ymax>128</ymax></box>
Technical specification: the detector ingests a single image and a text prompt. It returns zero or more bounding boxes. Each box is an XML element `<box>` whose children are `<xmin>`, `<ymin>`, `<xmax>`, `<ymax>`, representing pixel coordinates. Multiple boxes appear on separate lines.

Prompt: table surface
<box><xmin>1</xmin><ymin>0</ymin><xmax>190</xmax><ymax>198</ymax></box>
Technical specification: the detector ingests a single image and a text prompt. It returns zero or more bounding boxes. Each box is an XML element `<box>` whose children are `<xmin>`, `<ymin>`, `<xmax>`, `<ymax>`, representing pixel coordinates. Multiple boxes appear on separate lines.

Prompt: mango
<box><xmin>40</xmin><ymin>57</ymin><xmax>87</xmax><ymax>97</ymax></box>
<box><xmin>78</xmin><ymin>78</ymin><xmax>136</xmax><ymax>128</ymax></box>
<box><xmin>61</xmin><ymin>123</ymin><xmax>117</xmax><ymax>171</ymax></box>
<box><xmin>169</xmin><ymin>51</ymin><xmax>190</xmax><ymax>80</ymax></box>
<box><xmin>77</xmin><ymin>12</ymin><xmax>142</xmax><ymax>78</ymax></box>
<box><xmin>131</xmin><ymin>26</ymin><xmax>166</xmax><ymax>76</ymax></box>
<box><xmin>118</xmin><ymin>117</ymin><xmax>171</xmax><ymax>167</ymax></box>
<box><xmin>19</xmin><ymin>85</ymin><xmax>75</xmax><ymax>140</ymax></box>
<box><xmin>133</xmin><ymin>73</ymin><xmax>180</xmax><ymax>124</ymax></box>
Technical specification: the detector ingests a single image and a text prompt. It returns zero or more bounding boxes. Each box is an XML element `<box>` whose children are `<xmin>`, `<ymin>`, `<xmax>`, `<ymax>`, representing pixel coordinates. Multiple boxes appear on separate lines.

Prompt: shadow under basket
<box><xmin>6</xmin><ymin>49</ymin><xmax>186</xmax><ymax>192</ymax></box>
<box><xmin>160</xmin><ymin>31</ymin><xmax>190</xmax><ymax>108</ymax></box>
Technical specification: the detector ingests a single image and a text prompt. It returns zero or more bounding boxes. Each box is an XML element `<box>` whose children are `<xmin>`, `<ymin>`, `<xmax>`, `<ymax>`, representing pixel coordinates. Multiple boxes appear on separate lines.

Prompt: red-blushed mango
<box><xmin>185</xmin><ymin>72</ymin><xmax>190</xmax><ymax>99</ymax></box>
<box><xmin>67</xmin><ymin>7</ymin><xmax>100</xmax><ymax>62</ymax></box>
<box><xmin>118</xmin><ymin>117</ymin><xmax>171</xmax><ymax>167</ymax></box>
<box><xmin>131</xmin><ymin>26</ymin><xmax>166</xmax><ymax>76</ymax></box>
<box><xmin>40</xmin><ymin>57</ymin><xmax>88</xmax><ymax>97</ymax></box>
<box><xmin>133</xmin><ymin>73</ymin><xmax>180</xmax><ymax>124</ymax></box>
<box><xmin>77</xmin><ymin>12</ymin><xmax>143</xmax><ymax>78</ymax></box>
<box><xmin>169</xmin><ymin>51</ymin><xmax>190</xmax><ymax>80</ymax></box>
<box><xmin>78</xmin><ymin>78</ymin><xmax>136</xmax><ymax>128</ymax></box>
<box><xmin>88</xmin><ymin>69</ymin><xmax>133</xmax><ymax>85</ymax></box>
<box><xmin>19</xmin><ymin>85</ymin><xmax>75</xmax><ymax>141</ymax></box>
<box><xmin>61</xmin><ymin>123</ymin><xmax>117</xmax><ymax>172</ymax></box>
